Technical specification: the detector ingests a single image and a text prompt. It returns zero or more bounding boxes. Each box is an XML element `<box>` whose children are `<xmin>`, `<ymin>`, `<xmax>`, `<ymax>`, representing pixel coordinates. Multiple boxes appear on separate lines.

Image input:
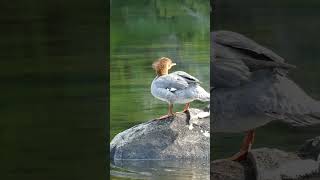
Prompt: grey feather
<box><xmin>212</xmin><ymin>31</ymin><xmax>295</xmax><ymax>74</ymax></box>
<box><xmin>211</xmin><ymin>31</ymin><xmax>320</xmax><ymax>132</ymax></box>
<box><xmin>212</xmin><ymin>57</ymin><xmax>251</xmax><ymax>88</ymax></box>
<box><xmin>212</xmin><ymin>30</ymin><xmax>285</xmax><ymax>63</ymax></box>
<box><xmin>172</xmin><ymin>71</ymin><xmax>200</xmax><ymax>83</ymax></box>
<box><xmin>151</xmin><ymin>71</ymin><xmax>209</xmax><ymax>104</ymax></box>
<box><xmin>155</xmin><ymin>74</ymin><xmax>189</xmax><ymax>90</ymax></box>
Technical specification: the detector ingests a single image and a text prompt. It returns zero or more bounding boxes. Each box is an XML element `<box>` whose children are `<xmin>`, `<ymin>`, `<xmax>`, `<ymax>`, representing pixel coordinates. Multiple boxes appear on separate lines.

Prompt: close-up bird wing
<box><xmin>260</xmin><ymin>75</ymin><xmax>320</xmax><ymax>127</ymax></box>
<box><xmin>212</xmin><ymin>30</ymin><xmax>320</xmax><ymax>133</ymax></box>
<box><xmin>211</xmin><ymin>57</ymin><xmax>251</xmax><ymax>88</ymax></box>
<box><xmin>155</xmin><ymin>74</ymin><xmax>190</xmax><ymax>90</ymax></box>
<box><xmin>212</xmin><ymin>30</ymin><xmax>285</xmax><ymax>63</ymax></box>
<box><xmin>212</xmin><ymin>31</ymin><xmax>296</xmax><ymax>72</ymax></box>
<box><xmin>172</xmin><ymin>71</ymin><xmax>201</xmax><ymax>83</ymax></box>
<box><xmin>213</xmin><ymin>70</ymin><xmax>320</xmax><ymax>132</ymax></box>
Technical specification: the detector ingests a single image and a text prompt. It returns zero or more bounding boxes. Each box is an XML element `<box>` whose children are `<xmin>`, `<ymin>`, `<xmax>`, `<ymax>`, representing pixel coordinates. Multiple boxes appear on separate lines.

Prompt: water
<box><xmin>0</xmin><ymin>1</ymin><xmax>107</xmax><ymax>179</ymax></box>
<box><xmin>111</xmin><ymin>0</ymin><xmax>320</xmax><ymax>178</ymax></box>
<box><xmin>212</xmin><ymin>0</ymin><xmax>320</xmax><ymax>159</ymax></box>
<box><xmin>111</xmin><ymin>160</ymin><xmax>209</xmax><ymax>180</ymax></box>
<box><xmin>110</xmin><ymin>0</ymin><xmax>210</xmax><ymax>179</ymax></box>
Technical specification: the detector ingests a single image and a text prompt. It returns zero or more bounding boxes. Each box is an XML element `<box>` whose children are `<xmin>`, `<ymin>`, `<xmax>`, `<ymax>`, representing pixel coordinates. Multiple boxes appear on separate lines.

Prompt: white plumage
<box><xmin>150</xmin><ymin>57</ymin><xmax>209</xmax><ymax>119</ymax></box>
<box><xmin>151</xmin><ymin>71</ymin><xmax>210</xmax><ymax>105</ymax></box>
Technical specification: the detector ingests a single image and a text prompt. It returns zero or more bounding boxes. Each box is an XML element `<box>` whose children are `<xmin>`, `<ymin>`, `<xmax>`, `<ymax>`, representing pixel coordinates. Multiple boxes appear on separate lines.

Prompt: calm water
<box><xmin>0</xmin><ymin>1</ymin><xmax>106</xmax><ymax>180</ymax></box>
<box><xmin>212</xmin><ymin>0</ymin><xmax>320</xmax><ymax>159</ymax></box>
<box><xmin>111</xmin><ymin>0</ymin><xmax>320</xmax><ymax>179</ymax></box>
<box><xmin>111</xmin><ymin>160</ymin><xmax>209</xmax><ymax>180</ymax></box>
<box><xmin>110</xmin><ymin>0</ymin><xmax>210</xmax><ymax>179</ymax></box>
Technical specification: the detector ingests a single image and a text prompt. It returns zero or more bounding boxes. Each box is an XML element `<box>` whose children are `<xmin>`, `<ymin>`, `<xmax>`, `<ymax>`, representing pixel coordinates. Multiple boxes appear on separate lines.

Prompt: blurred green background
<box><xmin>0</xmin><ymin>1</ymin><xmax>107</xmax><ymax>180</ymax></box>
<box><xmin>110</xmin><ymin>0</ymin><xmax>210</xmax><ymax>140</ymax></box>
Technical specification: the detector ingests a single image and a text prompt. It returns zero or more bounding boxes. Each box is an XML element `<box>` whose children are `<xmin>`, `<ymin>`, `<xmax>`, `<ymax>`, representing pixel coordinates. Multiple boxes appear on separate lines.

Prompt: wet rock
<box><xmin>110</xmin><ymin>108</ymin><xmax>209</xmax><ymax>161</ymax></box>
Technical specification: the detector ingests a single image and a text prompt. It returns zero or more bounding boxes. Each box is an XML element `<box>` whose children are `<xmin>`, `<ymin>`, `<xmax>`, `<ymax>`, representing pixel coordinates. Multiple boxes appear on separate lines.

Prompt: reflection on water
<box><xmin>110</xmin><ymin>0</ymin><xmax>210</xmax><ymax>179</ymax></box>
<box><xmin>212</xmin><ymin>0</ymin><xmax>320</xmax><ymax>159</ymax></box>
<box><xmin>111</xmin><ymin>159</ymin><xmax>209</xmax><ymax>180</ymax></box>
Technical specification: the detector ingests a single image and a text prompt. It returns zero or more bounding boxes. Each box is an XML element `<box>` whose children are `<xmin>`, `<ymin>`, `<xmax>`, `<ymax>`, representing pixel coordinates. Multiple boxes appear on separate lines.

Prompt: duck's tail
<box><xmin>195</xmin><ymin>86</ymin><xmax>210</xmax><ymax>102</ymax></box>
<box><xmin>283</xmin><ymin>112</ymin><xmax>320</xmax><ymax>127</ymax></box>
<box><xmin>280</xmin><ymin>100</ymin><xmax>320</xmax><ymax>127</ymax></box>
<box><xmin>266</xmin><ymin>75</ymin><xmax>320</xmax><ymax>127</ymax></box>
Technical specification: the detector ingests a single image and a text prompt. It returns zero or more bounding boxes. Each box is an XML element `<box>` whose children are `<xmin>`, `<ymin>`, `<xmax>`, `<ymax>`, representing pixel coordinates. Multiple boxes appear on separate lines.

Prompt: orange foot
<box><xmin>156</xmin><ymin>114</ymin><xmax>174</xmax><ymax>120</ymax></box>
<box><xmin>228</xmin><ymin>150</ymin><xmax>248</xmax><ymax>161</ymax></box>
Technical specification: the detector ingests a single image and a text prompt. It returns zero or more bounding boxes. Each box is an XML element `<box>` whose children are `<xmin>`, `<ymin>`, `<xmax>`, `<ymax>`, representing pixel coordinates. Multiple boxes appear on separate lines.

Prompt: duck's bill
<box><xmin>171</xmin><ymin>63</ymin><xmax>176</xmax><ymax>66</ymax></box>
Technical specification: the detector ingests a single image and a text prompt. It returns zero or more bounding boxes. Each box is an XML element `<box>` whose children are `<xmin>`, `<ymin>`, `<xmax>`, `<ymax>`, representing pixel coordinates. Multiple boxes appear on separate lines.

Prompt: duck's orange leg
<box><xmin>177</xmin><ymin>103</ymin><xmax>190</xmax><ymax>113</ymax></box>
<box><xmin>157</xmin><ymin>104</ymin><xmax>174</xmax><ymax>120</ymax></box>
<box><xmin>182</xmin><ymin>103</ymin><xmax>190</xmax><ymax>112</ymax></box>
<box><xmin>229</xmin><ymin>129</ymin><xmax>255</xmax><ymax>161</ymax></box>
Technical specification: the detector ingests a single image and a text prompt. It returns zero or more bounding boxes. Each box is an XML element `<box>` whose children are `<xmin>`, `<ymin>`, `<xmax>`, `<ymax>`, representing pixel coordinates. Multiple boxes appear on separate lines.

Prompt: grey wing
<box><xmin>212</xmin><ymin>30</ymin><xmax>285</xmax><ymax>63</ymax></box>
<box><xmin>172</xmin><ymin>71</ymin><xmax>200</xmax><ymax>83</ymax></box>
<box><xmin>211</xmin><ymin>57</ymin><xmax>251</xmax><ymax>88</ymax></box>
<box><xmin>212</xmin><ymin>31</ymin><xmax>295</xmax><ymax>70</ymax></box>
<box><xmin>213</xmin><ymin>72</ymin><xmax>320</xmax><ymax>131</ymax></box>
<box><xmin>261</xmin><ymin>75</ymin><xmax>320</xmax><ymax>127</ymax></box>
<box><xmin>156</xmin><ymin>74</ymin><xmax>189</xmax><ymax>91</ymax></box>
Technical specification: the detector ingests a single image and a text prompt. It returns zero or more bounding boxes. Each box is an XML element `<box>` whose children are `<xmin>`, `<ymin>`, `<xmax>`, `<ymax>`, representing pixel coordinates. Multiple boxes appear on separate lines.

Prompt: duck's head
<box><xmin>152</xmin><ymin>57</ymin><xmax>176</xmax><ymax>76</ymax></box>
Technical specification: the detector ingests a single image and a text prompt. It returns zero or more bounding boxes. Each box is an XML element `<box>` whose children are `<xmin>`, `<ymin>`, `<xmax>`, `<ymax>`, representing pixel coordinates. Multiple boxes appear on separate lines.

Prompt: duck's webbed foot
<box><xmin>228</xmin><ymin>150</ymin><xmax>249</xmax><ymax>161</ymax></box>
<box><xmin>156</xmin><ymin>113</ymin><xmax>174</xmax><ymax>120</ymax></box>
<box><xmin>156</xmin><ymin>104</ymin><xmax>174</xmax><ymax>120</ymax></box>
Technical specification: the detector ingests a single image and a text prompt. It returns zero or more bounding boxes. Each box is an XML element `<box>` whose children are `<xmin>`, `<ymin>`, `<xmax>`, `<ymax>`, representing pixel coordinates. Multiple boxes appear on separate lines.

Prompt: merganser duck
<box><xmin>211</xmin><ymin>31</ymin><xmax>320</xmax><ymax>161</ymax></box>
<box><xmin>151</xmin><ymin>57</ymin><xmax>210</xmax><ymax>119</ymax></box>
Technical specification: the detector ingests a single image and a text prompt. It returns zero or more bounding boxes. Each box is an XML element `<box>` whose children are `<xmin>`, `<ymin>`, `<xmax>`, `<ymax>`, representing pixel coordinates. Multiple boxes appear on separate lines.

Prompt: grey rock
<box><xmin>248</xmin><ymin>148</ymin><xmax>319</xmax><ymax>180</ymax></box>
<box><xmin>211</xmin><ymin>159</ymin><xmax>246</xmax><ymax>180</ymax></box>
<box><xmin>298</xmin><ymin>136</ymin><xmax>320</xmax><ymax>161</ymax></box>
<box><xmin>211</xmin><ymin>137</ymin><xmax>320</xmax><ymax>180</ymax></box>
<box><xmin>110</xmin><ymin>108</ymin><xmax>209</xmax><ymax>161</ymax></box>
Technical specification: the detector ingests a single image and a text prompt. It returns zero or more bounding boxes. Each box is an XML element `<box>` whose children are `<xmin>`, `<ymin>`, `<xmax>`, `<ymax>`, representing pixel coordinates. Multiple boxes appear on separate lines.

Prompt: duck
<box><xmin>211</xmin><ymin>30</ymin><xmax>320</xmax><ymax>161</ymax></box>
<box><xmin>151</xmin><ymin>57</ymin><xmax>210</xmax><ymax>119</ymax></box>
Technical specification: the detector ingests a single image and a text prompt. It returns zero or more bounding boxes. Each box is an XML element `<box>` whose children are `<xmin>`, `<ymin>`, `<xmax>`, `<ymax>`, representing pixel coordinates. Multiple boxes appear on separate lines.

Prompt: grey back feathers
<box><xmin>154</xmin><ymin>71</ymin><xmax>199</xmax><ymax>90</ymax></box>
<box><xmin>211</xmin><ymin>31</ymin><xmax>320</xmax><ymax>132</ymax></box>
<box><xmin>211</xmin><ymin>31</ymin><xmax>296</xmax><ymax>89</ymax></box>
<box><xmin>151</xmin><ymin>71</ymin><xmax>209</xmax><ymax>104</ymax></box>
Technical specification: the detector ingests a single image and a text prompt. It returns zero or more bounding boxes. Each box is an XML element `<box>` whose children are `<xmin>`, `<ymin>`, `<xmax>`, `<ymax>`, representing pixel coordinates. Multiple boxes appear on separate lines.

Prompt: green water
<box><xmin>110</xmin><ymin>0</ymin><xmax>210</xmax><ymax>179</ymax></box>
<box><xmin>212</xmin><ymin>0</ymin><xmax>320</xmax><ymax>159</ymax></box>
<box><xmin>111</xmin><ymin>0</ymin><xmax>320</xmax><ymax>178</ymax></box>
<box><xmin>110</xmin><ymin>0</ymin><xmax>210</xmax><ymax>139</ymax></box>
<box><xmin>0</xmin><ymin>1</ymin><xmax>107</xmax><ymax>179</ymax></box>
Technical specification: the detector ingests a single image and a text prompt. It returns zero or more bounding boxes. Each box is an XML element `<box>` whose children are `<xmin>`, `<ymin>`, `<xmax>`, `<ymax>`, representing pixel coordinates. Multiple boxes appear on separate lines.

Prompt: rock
<box><xmin>211</xmin><ymin>159</ymin><xmax>246</xmax><ymax>180</ymax></box>
<box><xmin>298</xmin><ymin>136</ymin><xmax>320</xmax><ymax>161</ymax></box>
<box><xmin>110</xmin><ymin>108</ymin><xmax>210</xmax><ymax>161</ymax></box>
<box><xmin>211</xmin><ymin>137</ymin><xmax>320</xmax><ymax>180</ymax></box>
<box><xmin>248</xmin><ymin>148</ymin><xmax>319</xmax><ymax>180</ymax></box>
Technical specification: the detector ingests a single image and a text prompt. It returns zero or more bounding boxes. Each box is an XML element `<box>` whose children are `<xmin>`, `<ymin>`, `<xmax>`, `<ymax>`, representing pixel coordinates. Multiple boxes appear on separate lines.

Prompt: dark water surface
<box><xmin>0</xmin><ymin>1</ymin><xmax>107</xmax><ymax>180</ymax></box>
<box><xmin>110</xmin><ymin>0</ymin><xmax>210</xmax><ymax>179</ymax></box>
<box><xmin>212</xmin><ymin>0</ymin><xmax>320</xmax><ymax>159</ymax></box>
